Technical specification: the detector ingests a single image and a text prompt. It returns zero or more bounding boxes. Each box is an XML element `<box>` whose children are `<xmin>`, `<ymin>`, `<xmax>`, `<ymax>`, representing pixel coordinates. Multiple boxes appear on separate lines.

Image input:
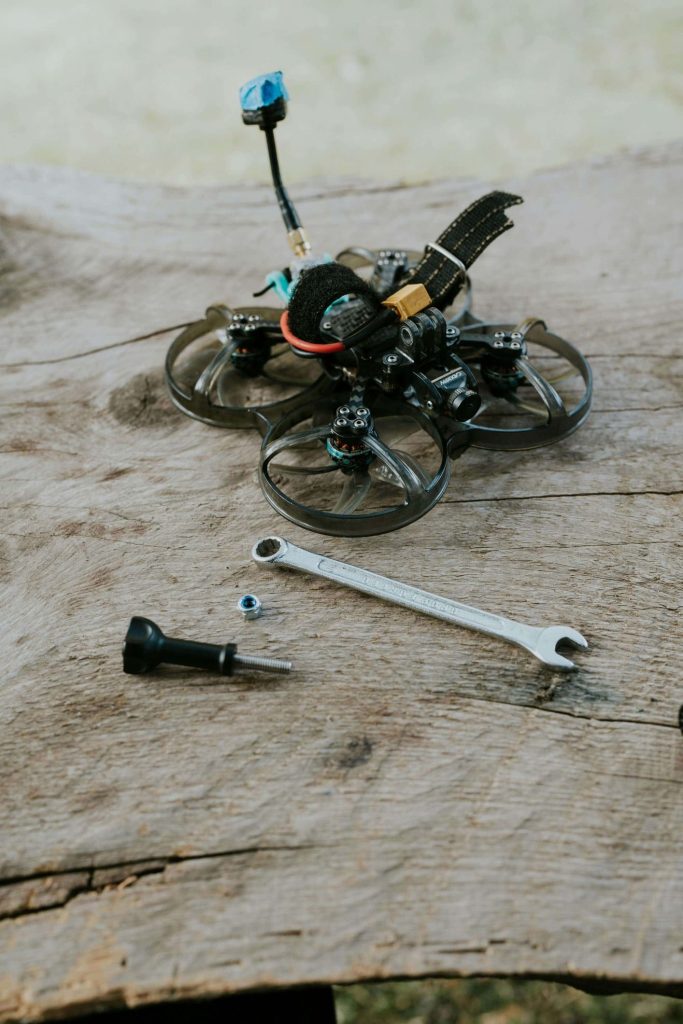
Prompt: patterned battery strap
<box><xmin>405</xmin><ymin>191</ymin><xmax>523</xmax><ymax>308</ymax></box>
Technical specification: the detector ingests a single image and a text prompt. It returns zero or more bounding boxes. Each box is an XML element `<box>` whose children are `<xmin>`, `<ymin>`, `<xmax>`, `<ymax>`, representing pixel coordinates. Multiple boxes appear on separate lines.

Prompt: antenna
<box><xmin>239</xmin><ymin>71</ymin><xmax>310</xmax><ymax>258</ymax></box>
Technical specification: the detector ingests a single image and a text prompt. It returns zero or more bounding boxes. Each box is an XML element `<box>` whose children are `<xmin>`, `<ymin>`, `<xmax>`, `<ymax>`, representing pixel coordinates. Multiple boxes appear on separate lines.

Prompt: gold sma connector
<box><xmin>287</xmin><ymin>227</ymin><xmax>311</xmax><ymax>258</ymax></box>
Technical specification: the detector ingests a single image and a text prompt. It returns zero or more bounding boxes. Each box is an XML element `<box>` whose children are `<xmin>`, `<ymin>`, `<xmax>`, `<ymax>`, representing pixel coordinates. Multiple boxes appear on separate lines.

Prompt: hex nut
<box><xmin>237</xmin><ymin>594</ymin><xmax>263</xmax><ymax>620</ymax></box>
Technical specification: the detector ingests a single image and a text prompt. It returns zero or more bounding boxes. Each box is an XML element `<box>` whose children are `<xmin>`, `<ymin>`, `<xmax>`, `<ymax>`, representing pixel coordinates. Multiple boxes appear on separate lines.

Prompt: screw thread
<box><xmin>233</xmin><ymin>653</ymin><xmax>292</xmax><ymax>675</ymax></box>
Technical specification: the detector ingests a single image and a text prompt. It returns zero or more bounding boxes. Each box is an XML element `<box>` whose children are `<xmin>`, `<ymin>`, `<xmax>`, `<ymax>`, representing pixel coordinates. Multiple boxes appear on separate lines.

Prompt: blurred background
<box><xmin>3</xmin><ymin>0</ymin><xmax>682</xmax><ymax>186</ymax></box>
<box><xmin>4</xmin><ymin>1</ymin><xmax>682</xmax><ymax>1021</ymax></box>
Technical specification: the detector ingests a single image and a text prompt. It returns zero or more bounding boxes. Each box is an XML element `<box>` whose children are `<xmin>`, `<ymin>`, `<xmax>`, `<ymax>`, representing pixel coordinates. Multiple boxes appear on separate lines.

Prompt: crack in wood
<box><xmin>440</xmin><ymin>489</ymin><xmax>683</xmax><ymax>505</ymax></box>
<box><xmin>0</xmin><ymin>844</ymin><xmax>321</xmax><ymax>907</ymax></box>
<box><xmin>418</xmin><ymin>691</ymin><xmax>680</xmax><ymax>731</ymax></box>
<box><xmin>0</xmin><ymin>863</ymin><xmax>167</xmax><ymax>921</ymax></box>
<box><xmin>0</xmin><ymin>323</ymin><xmax>192</xmax><ymax>368</ymax></box>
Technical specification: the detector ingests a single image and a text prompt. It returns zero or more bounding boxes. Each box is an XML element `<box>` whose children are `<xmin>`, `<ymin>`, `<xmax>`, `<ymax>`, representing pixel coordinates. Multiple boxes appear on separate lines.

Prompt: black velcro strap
<box><xmin>287</xmin><ymin>262</ymin><xmax>380</xmax><ymax>341</ymax></box>
<box><xmin>406</xmin><ymin>191</ymin><xmax>523</xmax><ymax>309</ymax></box>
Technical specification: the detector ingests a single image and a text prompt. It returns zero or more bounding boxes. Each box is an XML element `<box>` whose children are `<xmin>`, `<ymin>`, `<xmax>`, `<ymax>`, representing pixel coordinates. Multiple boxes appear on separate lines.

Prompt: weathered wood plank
<box><xmin>1</xmin><ymin>144</ymin><xmax>682</xmax><ymax>1020</ymax></box>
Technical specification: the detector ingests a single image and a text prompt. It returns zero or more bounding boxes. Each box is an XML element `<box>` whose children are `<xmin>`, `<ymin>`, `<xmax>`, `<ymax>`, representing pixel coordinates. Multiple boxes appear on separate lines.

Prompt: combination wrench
<box><xmin>252</xmin><ymin>536</ymin><xmax>588</xmax><ymax>671</ymax></box>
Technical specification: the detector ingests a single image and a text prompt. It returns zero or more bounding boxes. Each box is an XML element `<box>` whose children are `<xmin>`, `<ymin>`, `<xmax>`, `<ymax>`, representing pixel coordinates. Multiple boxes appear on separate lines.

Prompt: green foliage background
<box><xmin>335</xmin><ymin>979</ymin><xmax>683</xmax><ymax>1023</ymax></box>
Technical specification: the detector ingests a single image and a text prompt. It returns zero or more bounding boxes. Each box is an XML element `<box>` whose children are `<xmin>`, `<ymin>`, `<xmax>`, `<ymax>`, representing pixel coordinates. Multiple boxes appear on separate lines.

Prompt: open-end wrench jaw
<box><xmin>531</xmin><ymin>625</ymin><xmax>589</xmax><ymax>671</ymax></box>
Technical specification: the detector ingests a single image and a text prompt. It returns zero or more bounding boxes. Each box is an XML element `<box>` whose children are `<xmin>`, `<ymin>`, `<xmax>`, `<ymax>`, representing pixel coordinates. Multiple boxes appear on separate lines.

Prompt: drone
<box><xmin>166</xmin><ymin>71</ymin><xmax>592</xmax><ymax>537</ymax></box>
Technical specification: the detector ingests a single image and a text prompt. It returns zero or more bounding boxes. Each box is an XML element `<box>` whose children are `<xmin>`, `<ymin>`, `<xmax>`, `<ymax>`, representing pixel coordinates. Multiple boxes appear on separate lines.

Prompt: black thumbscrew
<box><xmin>122</xmin><ymin>617</ymin><xmax>292</xmax><ymax>677</ymax></box>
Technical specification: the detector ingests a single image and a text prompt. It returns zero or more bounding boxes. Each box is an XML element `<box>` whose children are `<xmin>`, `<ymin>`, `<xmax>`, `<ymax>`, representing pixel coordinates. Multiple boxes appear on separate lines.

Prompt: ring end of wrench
<box><xmin>252</xmin><ymin>536</ymin><xmax>288</xmax><ymax>565</ymax></box>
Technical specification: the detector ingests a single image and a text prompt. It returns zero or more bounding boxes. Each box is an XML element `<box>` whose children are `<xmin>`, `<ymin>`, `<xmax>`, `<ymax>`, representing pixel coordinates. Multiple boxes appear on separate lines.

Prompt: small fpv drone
<box><xmin>166</xmin><ymin>71</ymin><xmax>592</xmax><ymax>537</ymax></box>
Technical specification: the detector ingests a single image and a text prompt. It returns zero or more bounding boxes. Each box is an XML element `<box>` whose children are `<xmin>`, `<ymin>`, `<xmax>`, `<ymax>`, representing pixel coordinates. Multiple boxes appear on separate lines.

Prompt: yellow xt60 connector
<box><xmin>381</xmin><ymin>283</ymin><xmax>432</xmax><ymax>320</ymax></box>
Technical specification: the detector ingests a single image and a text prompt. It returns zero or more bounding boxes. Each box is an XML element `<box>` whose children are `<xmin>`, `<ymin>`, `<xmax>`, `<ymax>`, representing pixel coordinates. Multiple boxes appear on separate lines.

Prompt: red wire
<box><xmin>280</xmin><ymin>310</ymin><xmax>346</xmax><ymax>354</ymax></box>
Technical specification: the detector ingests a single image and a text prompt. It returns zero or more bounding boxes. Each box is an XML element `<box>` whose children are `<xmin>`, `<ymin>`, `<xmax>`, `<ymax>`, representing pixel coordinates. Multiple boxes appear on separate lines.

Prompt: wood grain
<box><xmin>1</xmin><ymin>143</ymin><xmax>682</xmax><ymax>1020</ymax></box>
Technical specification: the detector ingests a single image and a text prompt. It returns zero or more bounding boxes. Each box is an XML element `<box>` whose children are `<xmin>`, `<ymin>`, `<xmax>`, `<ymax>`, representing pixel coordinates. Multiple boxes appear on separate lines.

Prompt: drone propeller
<box><xmin>456</xmin><ymin>318</ymin><xmax>593</xmax><ymax>451</ymax></box>
<box><xmin>259</xmin><ymin>398</ymin><xmax>453</xmax><ymax>537</ymax></box>
<box><xmin>165</xmin><ymin>305</ymin><xmax>333</xmax><ymax>431</ymax></box>
<box><xmin>332</xmin><ymin>469</ymin><xmax>373</xmax><ymax>514</ymax></box>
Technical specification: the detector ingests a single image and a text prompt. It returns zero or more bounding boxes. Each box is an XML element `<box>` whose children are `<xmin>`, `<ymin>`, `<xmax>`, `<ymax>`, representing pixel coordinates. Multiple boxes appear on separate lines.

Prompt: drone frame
<box><xmin>163</xmin><ymin>70</ymin><xmax>593</xmax><ymax>537</ymax></box>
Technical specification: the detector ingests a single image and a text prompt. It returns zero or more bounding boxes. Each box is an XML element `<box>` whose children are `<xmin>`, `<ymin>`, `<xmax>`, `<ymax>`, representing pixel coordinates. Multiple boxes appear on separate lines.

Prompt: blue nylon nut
<box><xmin>237</xmin><ymin>594</ymin><xmax>263</xmax><ymax>620</ymax></box>
<box><xmin>239</xmin><ymin>71</ymin><xmax>289</xmax><ymax>112</ymax></box>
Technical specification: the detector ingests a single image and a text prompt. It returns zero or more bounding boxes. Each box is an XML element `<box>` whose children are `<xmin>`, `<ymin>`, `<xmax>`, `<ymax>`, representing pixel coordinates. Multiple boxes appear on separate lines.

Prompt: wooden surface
<box><xmin>1</xmin><ymin>143</ymin><xmax>682</xmax><ymax>1020</ymax></box>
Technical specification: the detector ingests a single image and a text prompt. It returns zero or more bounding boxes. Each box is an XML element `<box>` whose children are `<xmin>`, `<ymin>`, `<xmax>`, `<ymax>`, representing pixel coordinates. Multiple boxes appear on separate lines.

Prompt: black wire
<box><xmin>252</xmin><ymin>280</ymin><xmax>275</xmax><ymax>297</ymax></box>
<box><xmin>264</xmin><ymin>126</ymin><xmax>301</xmax><ymax>234</ymax></box>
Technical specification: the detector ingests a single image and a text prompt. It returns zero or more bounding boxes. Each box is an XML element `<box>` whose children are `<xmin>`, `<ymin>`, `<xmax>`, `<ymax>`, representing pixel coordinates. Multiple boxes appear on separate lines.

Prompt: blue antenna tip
<box><xmin>239</xmin><ymin>71</ymin><xmax>289</xmax><ymax>112</ymax></box>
